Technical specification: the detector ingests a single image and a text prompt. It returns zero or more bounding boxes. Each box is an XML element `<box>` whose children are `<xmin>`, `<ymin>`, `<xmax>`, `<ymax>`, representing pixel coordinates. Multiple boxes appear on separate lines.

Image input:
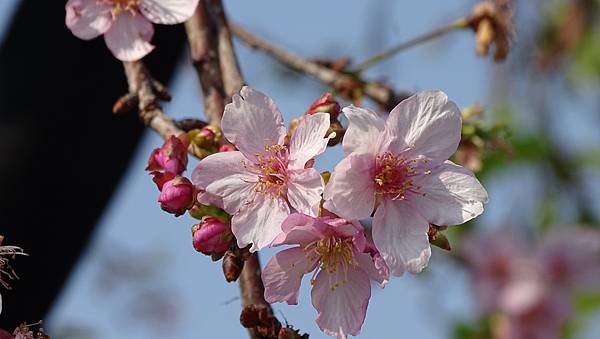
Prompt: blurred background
<box><xmin>1</xmin><ymin>0</ymin><xmax>599</xmax><ymax>338</ymax></box>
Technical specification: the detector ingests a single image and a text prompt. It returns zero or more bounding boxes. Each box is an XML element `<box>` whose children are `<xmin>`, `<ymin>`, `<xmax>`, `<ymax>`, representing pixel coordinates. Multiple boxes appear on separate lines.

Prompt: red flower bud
<box><xmin>218</xmin><ymin>144</ymin><xmax>236</xmax><ymax>152</ymax></box>
<box><xmin>192</xmin><ymin>217</ymin><xmax>233</xmax><ymax>256</ymax></box>
<box><xmin>158</xmin><ymin>176</ymin><xmax>194</xmax><ymax>216</ymax></box>
<box><xmin>305</xmin><ymin>93</ymin><xmax>341</xmax><ymax>120</ymax></box>
<box><xmin>146</xmin><ymin>134</ymin><xmax>190</xmax><ymax>175</ymax></box>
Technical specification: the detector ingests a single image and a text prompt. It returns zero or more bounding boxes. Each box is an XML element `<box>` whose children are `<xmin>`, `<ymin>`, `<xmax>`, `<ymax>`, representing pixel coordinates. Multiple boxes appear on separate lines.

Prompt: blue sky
<box><xmin>0</xmin><ymin>1</ymin><xmax>599</xmax><ymax>338</ymax></box>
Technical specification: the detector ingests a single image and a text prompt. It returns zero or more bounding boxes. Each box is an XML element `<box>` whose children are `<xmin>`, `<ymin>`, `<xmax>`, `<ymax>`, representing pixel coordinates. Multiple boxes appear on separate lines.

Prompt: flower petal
<box><xmin>372</xmin><ymin>200</ymin><xmax>431</xmax><ymax>276</ymax></box>
<box><xmin>287</xmin><ymin>168</ymin><xmax>324</xmax><ymax>217</ymax></box>
<box><xmin>104</xmin><ymin>12</ymin><xmax>155</xmax><ymax>61</ymax></box>
<box><xmin>272</xmin><ymin>213</ymin><xmax>326</xmax><ymax>246</ymax></box>
<box><xmin>289</xmin><ymin>112</ymin><xmax>331</xmax><ymax>169</ymax></box>
<box><xmin>311</xmin><ymin>267</ymin><xmax>371</xmax><ymax>338</ymax></box>
<box><xmin>232</xmin><ymin>195</ymin><xmax>290</xmax><ymax>251</ymax></box>
<box><xmin>412</xmin><ymin>161</ymin><xmax>488</xmax><ymax>226</ymax></box>
<box><xmin>192</xmin><ymin>151</ymin><xmax>258</xmax><ymax>214</ymax></box>
<box><xmin>222</xmin><ymin>87</ymin><xmax>287</xmax><ymax>163</ymax></box>
<box><xmin>65</xmin><ymin>0</ymin><xmax>112</xmax><ymax>40</ymax></box>
<box><xmin>385</xmin><ymin>91</ymin><xmax>462</xmax><ymax>164</ymax></box>
<box><xmin>355</xmin><ymin>252</ymin><xmax>389</xmax><ymax>287</ymax></box>
<box><xmin>138</xmin><ymin>0</ymin><xmax>198</xmax><ymax>24</ymax></box>
<box><xmin>263</xmin><ymin>247</ymin><xmax>317</xmax><ymax>305</ymax></box>
<box><xmin>323</xmin><ymin>153</ymin><xmax>376</xmax><ymax>220</ymax></box>
<box><xmin>342</xmin><ymin>105</ymin><xmax>386</xmax><ymax>155</ymax></box>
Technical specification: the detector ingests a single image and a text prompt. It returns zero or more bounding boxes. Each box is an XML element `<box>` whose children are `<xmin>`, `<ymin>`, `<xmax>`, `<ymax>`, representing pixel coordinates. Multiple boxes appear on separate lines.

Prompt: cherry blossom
<box><xmin>192</xmin><ymin>87</ymin><xmax>333</xmax><ymax>251</ymax></box>
<box><xmin>262</xmin><ymin>214</ymin><xmax>388</xmax><ymax>339</ymax></box>
<box><xmin>65</xmin><ymin>0</ymin><xmax>199</xmax><ymax>61</ymax></box>
<box><xmin>324</xmin><ymin>91</ymin><xmax>488</xmax><ymax>276</ymax></box>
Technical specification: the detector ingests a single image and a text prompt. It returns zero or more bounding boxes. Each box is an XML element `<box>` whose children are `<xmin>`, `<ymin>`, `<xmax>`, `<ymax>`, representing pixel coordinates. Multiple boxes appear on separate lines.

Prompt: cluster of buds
<box><xmin>146</xmin><ymin>135</ymin><xmax>195</xmax><ymax>217</ymax></box>
<box><xmin>189</xmin><ymin>125</ymin><xmax>228</xmax><ymax>158</ymax></box>
<box><xmin>192</xmin><ymin>216</ymin><xmax>233</xmax><ymax>260</ymax></box>
<box><xmin>468</xmin><ymin>0</ymin><xmax>513</xmax><ymax>62</ymax></box>
<box><xmin>289</xmin><ymin>93</ymin><xmax>344</xmax><ymax>147</ymax></box>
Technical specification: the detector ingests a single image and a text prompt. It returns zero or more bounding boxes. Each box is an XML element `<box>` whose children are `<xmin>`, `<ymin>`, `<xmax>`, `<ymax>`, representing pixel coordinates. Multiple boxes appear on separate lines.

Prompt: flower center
<box><xmin>253</xmin><ymin>144</ymin><xmax>289</xmax><ymax>199</ymax></box>
<box><xmin>101</xmin><ymin>0</ymin><xmax>140</xmax><ymax>19</ymax></box>
<box><xmin>303</xmin><ymin>236</ymin><xmax>358</xmax><ymax>291</ymax></box>
<box><xmin>373</xmin><ymin>152</ymin><xmax>428</xmax><ymax>200</ymax></box>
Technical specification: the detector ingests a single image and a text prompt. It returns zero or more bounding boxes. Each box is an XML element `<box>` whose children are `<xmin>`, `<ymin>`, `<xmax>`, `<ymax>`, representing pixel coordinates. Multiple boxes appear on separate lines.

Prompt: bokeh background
<box><xmin>1</xmin><ymin>0</ymin><xmax>599</xmax><ymax>338</ymax></box>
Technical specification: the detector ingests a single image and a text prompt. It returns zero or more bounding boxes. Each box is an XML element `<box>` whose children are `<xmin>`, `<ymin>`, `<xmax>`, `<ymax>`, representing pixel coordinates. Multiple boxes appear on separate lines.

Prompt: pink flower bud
<box><xmin>305</xmin><ymin>93</ymin><xmax>341</xmax><ymax>120</ymax></box>
<box><xmin>192</xmin><ymin>217</ymin><xmax>233</xmax><ymax>256</ymax></box>
<box><xmin>146</xmin><ymin>135</ymin><xmax>190</xmax><ymax>175</ymax></box>
<box><xmin>158</xmin><ymin>176</ymin><xmax>194</xmax><ymax>216</ymax></box>
<box><xmin>218</xmin><ymin>144</ymin><xmax>236</xmax><ymax>152</ymax></box>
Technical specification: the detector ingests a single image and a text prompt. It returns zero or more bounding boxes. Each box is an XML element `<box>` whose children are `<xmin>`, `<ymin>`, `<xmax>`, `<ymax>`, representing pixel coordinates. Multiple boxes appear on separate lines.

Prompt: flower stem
<box><xmin>352</xmin><ymin>18</ymin><xmax>470</xmax><ymax>73</ymax></box>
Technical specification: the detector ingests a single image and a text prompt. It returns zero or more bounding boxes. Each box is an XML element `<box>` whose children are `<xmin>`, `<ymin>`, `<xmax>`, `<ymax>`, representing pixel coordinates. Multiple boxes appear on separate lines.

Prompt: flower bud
<box><xmin>189</xmin><ymin>125</ymin><xmax>223</xmax><ymax>149</ymax></box>
<box><xmin>305</xmin><ymin>93</ymin><xmax>341</xmax><ymax>120</ymax></box>
<box><xmin>222</xmin><ymin>250</ymin><xmax>244</xmax><ymax>282</ymax></box>
<box><xmin>158</xmin><ymin>176</ymin><xmax>195</xmax><ymax>216</ymax></box>
<box><xmin>192</xmin><ymin>217</ymin><xmax>233</xmax><ymax>257</ymax></box>
<box><xmin>219</xmin><ymin>144</ymin><xmax>236</xmax><ymax>152</ymax></box>
<box><xmin>146</xmin><ymin>134</ymin><xmax>190</xmax><ymax>175</ymax></box>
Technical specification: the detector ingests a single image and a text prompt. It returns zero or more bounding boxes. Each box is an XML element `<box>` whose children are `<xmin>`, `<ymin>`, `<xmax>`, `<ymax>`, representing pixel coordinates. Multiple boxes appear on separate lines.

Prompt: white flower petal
<box><xmin>222</xmin><ymin>87</ymin><xmax>287</xmax><ymax>163</ymax></box>
<box><xmin>372</xmin><ymin>200</ymin><xmax>431</xmax><ymax>276</ymax></box>
<box><xmin>412</xmin><ymin>161</ymin><xmax>488</xmax><ymax>226</ymax></box>
<box><xmin>385</xmin><ymin>91</ymin><xmax>462</xmax><ymax>164</ymax></box>
<box><xmin>263</xmin><ymin>247</ymin><xmax>317</xmax><ymax>305</ymax></box>
<box><xmin>287</xmin><ymin>169</ymin><xmax>324</xmax><ymax>217</ymax></box>
<box><xmin>139</xmin><ymin>0</ymin><xmax>199</xmax><ymax>24</ymax></box>
<box><xmin>104</xmin><ymin>12</ymin><xmax>155</xmax><ymax>61</ymax></box>
<box><xmin>342</xmin><ymin>105</ymin><xmax>386</xmax><ymax>155</ymax></box>
<box><xmin>232</xmin><ymin>195</ymin><xmax>290</xmax><ymax>251</ymax></box>
<box><xmin>289</xmin><ymin>112</ymin><xmax>331</xmax><ymax>169</ymax></box>
<box><xmin>65</xmin><ymin>0</ymin><xmax>112</xmax><ymax>40</ymax></box>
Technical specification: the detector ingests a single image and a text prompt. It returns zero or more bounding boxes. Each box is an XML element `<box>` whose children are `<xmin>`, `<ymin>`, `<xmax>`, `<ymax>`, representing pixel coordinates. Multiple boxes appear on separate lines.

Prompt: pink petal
<box><xmin>272</xmin><ymin>213</ymin><xmax>326</xmax><ymax>246</ymax></box>
<box><xmin>355</xmin><ymin>252</ymin><xmax>389</xmax><ymax>287</ymax></box>
<box><xmin>311</xmin><ymin>268</ymin><xmax>371</xmax><ymax>338</ymax></box>
<box><xmin>104</xmin><ymin>12</ymin><xmax>155</xmax><ymax>61</ymax></box>
<box><xmin>372</xmin><ymin>200</ymin><xmax>431</xmax><ymax>276</ymax></box>
<box><xmin>287</xmin><ymin>168</ymin><xmax>324</xmax><ymax>217</ymax></box>
<box><xmin>262</xmin><ymin>247</ymin><xmax>317</xmax><ymax>305</ymax></box>
<box><xmin>385</xmin><ymin>91</ymin><xmax>462</xmax><ymax>164</ymax></box>
<box><xmin>232</xmin><ymin>195</ymin><xmax>290</xmax><ymax>251</ymax></box>
<box><xmin>222</xmin><ymin>87</ymin><xmax>287</xmax><ymax>163</ymax></box>
<box><xmin>341</xmin><ymin>105</ymin><xmax>386</xmax><ymax>156</ymax></box>
<box><xmin>65</xmin><ymin>0</ymin><xmax>112</xmax><ymax>40</ymax></box>
<box><xmin>192</xmin><ymin>151</ymin><xmax>258</xmax><ymax>214</ymax></box>
<box><xmin>289</xmin><ymin>112</ymin><xmax>331</xmax><ymax>169</ymax></box>
<box><xmin>412</xmin><ymin>161</ymin><xmax>488</xmax><ymax>226</ymax></box>
<box><xmin>323</xmin><ymin>153</ymin><xmax>376</xmax><ymax>220</ymax></box>
<box><xmin>139</xmin><ymin>0</ymin><xmax>198</xmax><ymax>24</ymax></box>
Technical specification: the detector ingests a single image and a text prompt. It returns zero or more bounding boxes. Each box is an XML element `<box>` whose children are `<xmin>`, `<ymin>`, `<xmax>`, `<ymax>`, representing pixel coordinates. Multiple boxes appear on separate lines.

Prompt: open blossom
<box><xmin>262</xmin><ymin>214</ymin><xmax>388</xmax><ymax>339</ymax></box>
<box><xmin>65</xmin><ymin>0</ymin><xmax>199</xmax><ymax>61</ymax></box>
<box><xmin>192</xmin><ymin>87</ymin><xmax>333</xmax><ymax>251</ymax></box>
<box><xmin>324</xmin><ymin>91</ymin><xmax>488</xmax><ymax>276</ymax></box>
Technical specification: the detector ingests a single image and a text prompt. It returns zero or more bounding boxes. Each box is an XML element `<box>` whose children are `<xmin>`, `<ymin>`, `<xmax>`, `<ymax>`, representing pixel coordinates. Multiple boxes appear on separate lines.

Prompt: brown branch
<box><xmin>230</xmin><ymin>23</ymin><xmax>410</xmax><ymax>111</ymax></box>
<box><xmin>208</xmin><ymin>0</ymin><xmax>244</xmax><ymax>98</ymax></box>
<box><xmin>185</xmin><ymin>0</ymin><xmax>226</xmax><ymax>125</ymax></box>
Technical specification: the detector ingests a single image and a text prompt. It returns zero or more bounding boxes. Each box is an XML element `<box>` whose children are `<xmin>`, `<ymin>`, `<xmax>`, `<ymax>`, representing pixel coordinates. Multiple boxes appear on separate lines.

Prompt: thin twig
<box><xmin>185</xmin><ymin>0</ymin><xmax>226</xmax><ymax>125</ymax></box>
<box><xmin>352</xmin><ymin>18</ymin><xmax>469</xmax><ymax>73</ymax></box>
<box><xmin>230</xmin><ymin>22</ymin><xmax>411</xmax><ymax>111</ymax></box>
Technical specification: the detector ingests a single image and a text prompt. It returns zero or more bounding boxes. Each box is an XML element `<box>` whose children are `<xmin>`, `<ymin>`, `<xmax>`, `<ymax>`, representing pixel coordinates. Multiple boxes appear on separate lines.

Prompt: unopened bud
<box><xmin>189</xmin><ymin>125</ymin><xmax>223</xmax><ymax>149</ymax></box>
<box><xmin>146</xmin><ymin>134</ymin><xmax>190</xmax><ymax>175</ymax></box>
<box><xmin>158</xmin><ymin>176</ymin><xmax>195</xmax><ymax>216</ymax></box>
<box><xmin>192</xmin><ymin>217</ymin><xmax>233</xmax><ymax>257</ymax></box>
<box><xmin>327</xmin><ymin>120</ymin><xmax>345</xmax><ymax>146</ymax></box>
<box><xmin>219</xmin><ymin>144</ymin><xmax>236</xmax><ymax>152</ymax></box>
<box><xmin>222</xmin><ymin>250</ymin><xmax>244</xmax><ymax>282</ymax></box>
<box><xmin>428</xmin><ymin>224</ymin><xmax>451</xmax><ymax>251</ymax></box>
<box><xmin>305</xmin><ymin>93</ymin><xmax>341</xmax><ymax>120</ymax></box>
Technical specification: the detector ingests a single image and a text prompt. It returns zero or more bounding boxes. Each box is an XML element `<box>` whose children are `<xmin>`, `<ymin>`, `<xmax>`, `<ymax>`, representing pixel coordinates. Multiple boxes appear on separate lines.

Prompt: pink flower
<box><xmin>324</xmin><ymin>91</ymin><xmax>488</xmax><ymax>276</ymax></box>
<box><xmin>192</xmin><ymin>217</ymin><xmax>233</xmax><ymax>256</ymax></box>
<box><xmin>65</xmin><ymin>0</ymin><xmax>199</xmax><ymax>61</ymax></box>
<box><xmin>146</xmin><ymin>134</ymin><xmax>190</xmax><ymax>175</ymax></box>
<box><xmin>262</xmin><ymin>214</ymin><xmax>388</xmax><ymax>339</ymax></box>
<box><xmin>158</xmin><ymin>175</ymin><xmax>194</xmax><ymax>216</ymax></box>
<box><xmin>192</xmin><ymin>87</ymin><xmax>333</xmax><ymax>251</ymax></box>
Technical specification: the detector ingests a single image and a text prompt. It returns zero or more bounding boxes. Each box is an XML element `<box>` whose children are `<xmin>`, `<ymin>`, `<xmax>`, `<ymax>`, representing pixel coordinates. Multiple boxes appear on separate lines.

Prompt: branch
<box><xmin>185</xmin><ymin>0</ymin><xmax>226</xmax><ymax>125</ymax></box>
<box><xmin>230</xmin><ymin>23</ymin><xmax>410</xmax><ymax>111</ymax></box>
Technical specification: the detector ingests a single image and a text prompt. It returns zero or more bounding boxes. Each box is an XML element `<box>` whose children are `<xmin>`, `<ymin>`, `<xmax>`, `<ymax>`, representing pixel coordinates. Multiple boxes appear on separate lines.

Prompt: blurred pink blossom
<box><xmin>192</xmin><ymin>87</ymin><xmax>333</xmax><ymax>251</ymax></box>
<box><xmin>324</xmin><ymin>91</ymin><xmax>488</xmax><ymax>276</ymax></box>
<box><xmin>65</xmin><ymin>0</ymin><xmax>199</xmax><ymax>61</ymax></box>
<box><xmin>262</xmin><ymin>214</ymin><xmax>388</xmax><ymax>339</ymax></box>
